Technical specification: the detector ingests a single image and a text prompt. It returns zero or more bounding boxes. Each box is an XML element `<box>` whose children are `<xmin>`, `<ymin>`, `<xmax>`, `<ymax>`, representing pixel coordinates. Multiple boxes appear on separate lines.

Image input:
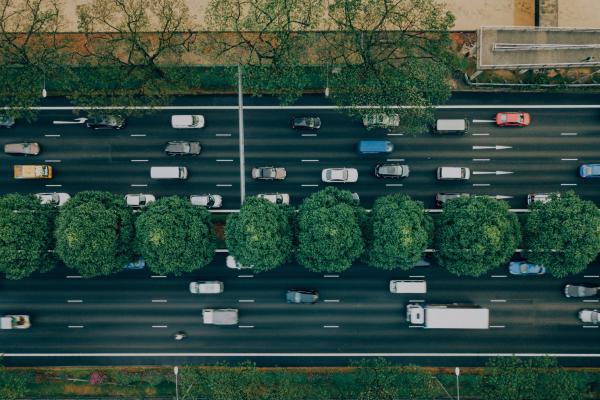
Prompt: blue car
<box><xmin>580</xmin><ymin>164</ymin><xmax>600</xmax><ymax>178</ymax></box>
<box><xmin>509</xmin><ymin>262</ymin><xmax>546</xmax><ymax>276</ymax></box>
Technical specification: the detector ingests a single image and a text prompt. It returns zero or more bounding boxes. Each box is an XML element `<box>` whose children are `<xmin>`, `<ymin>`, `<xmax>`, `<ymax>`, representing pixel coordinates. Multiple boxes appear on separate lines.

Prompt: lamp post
<box><xmin>174</xmin><ymin>366</ymin><xmax>179</xmax><ymax>400</ymax></box>
<box><xmin>325</xmin><ymin>64</ymin><xmax>330</xmax><ymax>97</ymax></box>
<box><xmin>41</xmin><ymin>70</ymin><xmax>47</xmax><ymax>98</ymax></box>
<box><xmin>454</xmin><ymin>367</ymin><xmax>460</xmax><ymax>400</ymax></box>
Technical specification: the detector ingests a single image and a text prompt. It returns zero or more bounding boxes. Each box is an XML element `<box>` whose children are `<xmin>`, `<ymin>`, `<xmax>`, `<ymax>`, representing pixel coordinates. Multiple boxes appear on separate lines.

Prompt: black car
<box><xmin>0</xmin><ymin>115</ymin><xmax>15</xmax><ymax>128</ymax></box>
<box><xmin>164</xmin><ymin>141</ymin><xmax>201</xmax><ymax>156</ymax></box>
<box><xmin>374</xmin><ymin>163</ymin><xmax>409</xmax><ymax>178</ymax></box>
<box><xmin>286</xmin><ymin>289</ymin><xmax>319</xmax><ymax>304</ymax></box>
<box><xmin>86</xmin><ymin>115</ymin><xmax>126</xmax><ymax>130</ymax></box>
<box><xmin>291</xmin><ymin>116</ymin><xmax>321</xmax><ymax>130</ymax></box>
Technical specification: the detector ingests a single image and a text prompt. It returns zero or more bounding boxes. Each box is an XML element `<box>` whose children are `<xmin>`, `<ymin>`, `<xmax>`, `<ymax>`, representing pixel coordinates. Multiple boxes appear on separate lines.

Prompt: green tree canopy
<box><xmin>0</xmin><ymin>193</ymin><xmax>56</xmax><ymax>279</ymax></box>
<box><xmin>135</xmin><ymin>196</ymin><xmax>216</xmax><ymax>276</ymax></box>
<box><xmin>54</xmin><ymin>191</ymin><xmax>135</xmax><ymax>278</ymax></box>
<box><xmin>435</xmin><ymin>196</ymin><xmax>520</xmax><ymax>277</ymax></box>
<box><xmin>296</xmin><ymin>187</ymin><xmax>365</xmax><ymax>273</ymax></box>
<box><xmin>324</xmin><ymin>0</ymin><xmax>456</xmax><ymax>134</ymax></box>
<box><xmin>225</xmin><ymin>197</ymin><xmax>293</xmax><ymax>273</ymax></box>
<box><xmin>366</xmin><ymin>194</ymin><xmax>432</xmax><ymax>270</ymax></box>
<box><xmin>525</xmin><ymin>191</ymin><xmax>600</xmax><ymax>277</ymax></box>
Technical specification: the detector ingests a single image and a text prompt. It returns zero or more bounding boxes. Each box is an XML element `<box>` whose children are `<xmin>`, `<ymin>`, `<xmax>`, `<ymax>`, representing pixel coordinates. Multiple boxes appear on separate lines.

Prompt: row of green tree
<box><xmin>0</xmin><ymin>188</ymin><xmax>598</xmax><ymax>280</ymax></box>
<box><xmin>0</xmin><ymin>0</ymin><xmax>458</xmax><ymax>134</ymax></box>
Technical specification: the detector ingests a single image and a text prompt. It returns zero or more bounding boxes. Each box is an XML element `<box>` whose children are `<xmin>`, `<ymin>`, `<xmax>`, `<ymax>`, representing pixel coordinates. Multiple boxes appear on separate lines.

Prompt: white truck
<box><xmin>202</xmin><ymin>308</ymin><xmax>238</xmax><ymax>325</ymax></box>
<box><xmin>1</xmin><ymin>315</ymin><xmax>31</xmax><ymax>329</ymax></box>
<box><xmin>406</xmin><ymin>303</ymin><xmax>489</xmax><ymax>329</ymax></box>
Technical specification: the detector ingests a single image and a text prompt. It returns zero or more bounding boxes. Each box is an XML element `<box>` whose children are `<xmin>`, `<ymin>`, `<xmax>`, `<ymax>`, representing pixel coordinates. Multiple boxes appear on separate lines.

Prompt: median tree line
<box><xmin>0</xmin><ymin>189</ymin><xmax>598</xmax><ymax>279</ymax></box>
<box><xmin>0</xmin><ymin>0</ymin><xmax>459</xmax><ymax>133</ymax></box>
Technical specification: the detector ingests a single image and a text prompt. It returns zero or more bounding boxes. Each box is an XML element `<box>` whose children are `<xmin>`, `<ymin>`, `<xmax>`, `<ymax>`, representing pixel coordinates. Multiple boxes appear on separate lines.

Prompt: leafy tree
<box><xmin>435</xmin><ymin>196</ymin><xmax>520</xmax><ymax>277</ymax></box>
<box><xmin>0</xmin><ymin>193</ymin><xmax>56</xmax><ymax>279</ymax></box>
<box><xmin>0</xmin><ymin>0</ymin><xmax>68</xmax><ymax>121</ymax></box>
<box><xmin>324</xmin><ymin>0</ymin><xmax>456</xmax><ymax>134</ymax></box>
<box><xmin>0</xmin><ymin>369</ymin><xmax>33</xmax><ymax>400</ymax></box>
<box><xmin>296</xmin><ymin>187</ymin><xmax>365</xmax><ymax>273</ymax></box>
<box><xmin>135</xmin><ymin>196</ymin><xmax>216</xmax><ymax>276</ymax></box>
<box><xmin>180</xmin><ymin>362</ymin><xmax>263</xmax><ymax>400</ymax></box>
<box><xmin>225</xmin><ymin>197</ymin><xmax>293</xmax><ymax>272</ymax></box>
<box><xmin>205</xmin><ymin>0</ymin><xmax>323</xmax><ymax>104</ymax></box>
<box><xmin>73</xmin><ymin>0</ymin><xmax>197</xmax><ymax>113</ymax></box>
<box><xmin>366</xmin><ymin>194</ymin><xmax>432</xmax><ymax>269</ymax></box>
<box><xmin>55</xmin><ymin>191</ymin><xmax>135</xmax><ymax>278</ymax></box>
<box><xmin>525</xmin><ymin>191</ymin><xmax>600</xmax><ymax>277</ymax></box>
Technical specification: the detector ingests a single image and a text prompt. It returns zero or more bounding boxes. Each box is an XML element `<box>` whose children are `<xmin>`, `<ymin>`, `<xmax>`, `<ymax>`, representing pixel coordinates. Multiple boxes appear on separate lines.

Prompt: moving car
<box><xmin>437</xmin><ymin>167</ymin><xmax>470</xmax><ymax>180</ymax></box>
<box><xmin>433</xmin><ymin>119</ymin><xmax>469</xmax><ymax>135</ymax></box>
<box><xmin>171</xmin><ymin>115</ymin><xmax>205</xmax><ymax>128</ymax></box>
<box><xmin>291</xmin><ymin>116</ymin><xmax>321</xmax><ymax>130</ymax></box>
<box><xmin>286</xmin><ymin>289</ymin><xmax>319</xmax><ymax>304</ymax></box>
<box><xmin>189</xmin><ymin>281</ymin><xmax>224</xmax><ymax>294</ymax></box>
<box><xmin>579</xmin><ymin>309</ymin><xmax>599</xmax><ymax>324</ymax></box>
<box><xmin>86</xmin><ymin>115</ymin><xmax>126</xmax><ymax>129</ymax></box>
<box><xmin>0</xmin><ymin>315</ymin><xmax>30</xmax><ymax>329</ymax></box>
<box><xmin>257</xmin><ymin>193</ymin><xmax>290</xmax><ymax>205</ymax></box>
<box><xmin>362</xmin><ymin>113</ymin><xmax>400</xmax><ymax>129</ymax></box>
<box><xmin>508</xmin><ymin>262</ymin><xmax>546</xmax><ymax>275</ymax></box>
<box><xmin>4</xmin><ymin>142</ymin><xmax>40</xmax><ymax>155</ymax></box>
<box><xmin>527</xmin><ymin>193</ymin><xmax>560</xmax><ymax>205</ymax></box>
<box><xmin>495</xmin><ymin>112</ymin><xmax>531</xmax><ymax>127</ymax></box>
<box><xmin>435</xmin><ymin>193</ymin><xmax>469</xmax><ymax>207</ymax></box>
<box><xmin>125</xmin><ymin>194</ymin><xmax>156</xmax><ymax>208</ymax></box>
<box><xmin>374</xmin><ymin>163</ymin><xmax>409</xmax><ymax>178</ymax></box>
<box><xmin>190</xmin><ymin>194</ymin><xmax>223</xmax><ymax>208</ymax></box>
<box><xmin>124</xmin><ymin>258</ymin><xmax>145</xmax><ymax>270</ymax></box>
<box><xmin>251</xmin><ymin>166</ymin><xmax>287</xmax><ymax>180</ymax></box>
<box><xmin>226</xmin><ymin>255</ymin><xmax>253</xmax><ymax>269</ymax></box>
<box><xmin>579</xmin><ymin>164</ymin><xmax>600</xmax><ymax>178</ymax></box>
<box><xmin>564</xmin><ymin>284</ymin><xmax>598</xmax><ymax>298</ymax></box>
<box><xmin>35</xmin><ymin>192</ymin><xmax>70</xmax><ymax>207</ymax></box>
<box><xmin>0</xmin><ymin>115</ymin><xmax>15</xmax><ymax>128</ymax></box>
<box><xmin>164</xmin><ymin>141</ymin><xmax>201</xmax><ymax>155</ymax></box>
<box><xmin>322</xmin><ymin>167</ymin><xmax>358</xmax><ymax>183</ymax></box>
<box><xmin>389</xmin><ymin>280</ymin><xmax>427</xmax><ymax>294</ymax></box>
<box><xmin>14</xmin><ymin>165</ymin><xmax>52</xmax><ymax>179</ymax></box>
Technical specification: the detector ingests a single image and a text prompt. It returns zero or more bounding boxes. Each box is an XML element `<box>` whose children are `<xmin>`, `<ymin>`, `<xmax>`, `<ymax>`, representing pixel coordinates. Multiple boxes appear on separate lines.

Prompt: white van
<box><xmin>150</xmin><ymin>166</ymin><xmax>188</xmax><ymax>179</ymax></box>
<box><xmin>389</xmin><ymin>280</ymin><xmax>427</xmax><ymax>294</ymax></box>
<box><xmin>437</xmin><ymin>167</ymin><xmax>470</xmax><ymax>180</ymax></box>
<box><xmin>434</xmin><ymin>119</ymin><xmax>469</xmax><ymax>135</ymax></box>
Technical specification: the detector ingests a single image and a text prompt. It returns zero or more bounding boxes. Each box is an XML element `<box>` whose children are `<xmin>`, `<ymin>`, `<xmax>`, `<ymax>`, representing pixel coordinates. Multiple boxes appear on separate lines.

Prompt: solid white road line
<box><xmin>67</xmin><ymin>300</ymin><xmax>83</xmax><ymax>303</ymax></box>
<box><xmin>561</xmin><ymin>158</ymin><xmax>578</xmax><ymax>161</ymax></box>
<box><xmin>583</xmin><ymin>326</ymin><xmax>599</xmax><ymax>329</ymax></box>
<box><xmin>561</xmin><ymin>183</ymin><xmax>577</xmax><ymax>186</ymax></box>
<box><xmin>44</xmin><ymin>134</ymin><xmax>61</xmax><ymax>137</ymax></box>
<box><xmin>238</xmin><ymin>275</ymin><xmax>254</xmax><ymax>278</ymax></box>
<box><xmin>583</xmin><ymin>299</ymin><xmax>599</xmax><ymax>303</ymax></box>
<box><xmin>131</xmin><ymin>184</ymin><xmax>148</xmax><ymax>187</ymax></box>
<box><xmin>6</xmin><ymin>352</ymin><xmax>600</xmax><ymax>357</ymax></box>
<box><xmin>151</xmin><ymin>325</ymin><xmax>168</xmax><ymax>328</ymax></box>
<box><xmin>66</xmin><ymin>275</ymin><xmax>82</xmax><ymax>279</ymax></box>
<box><xmin>216</xmin><ymin>184</ymin><xmax>233</xmax><ymax>187</ymax></box>
<box><xmin>561</xmin><ymin>132</ymin><xmax>578</xmax><ymax>136</ymax></box>
<box><xmin>323</xmin><ymin>325</ymin><xmax>339</xmax><ymax>328</ymax></box>
<box><xmin>491</xmin><ymin>275</ymin><xmax>508</xmax><ymax>278</ymax></box>
<box><xmin>130</xmin><ymin>159</ymin><xmax>148</xmax><ymax>162</ymax></box>
<box><xmin>473</xmin><ymin>119</ymin><xmax>495</xmax><ymax>123</ymax></box>
<box><xmin>323</xmin><ymin>299</ymin><xmax>340</xmax><ymax>303</ymax></box>
<box><xmin>151</xmin><ymin>300</ymin><xmax>167</xmax><ymax>303</ymax></box>
<box><xmin>151</xmin><ymin>275</ymin><xmax>167</xmax><ymax>279</ymax></box>
<box><xmin>130</xmin><ymin>134</ymin><xmax>146</xmax><ymax>137</ymax></box>
<box><xmin>238</xmin><ymin>299</ymin><xmax>255</xmax><ymax>303</ymax></box>
<box><xmin>216</xmin><ymin>159</ymin><xmax>234</xmax><ymax>162</ymax></box>
<box><xmin>584</xmin><ymin>275</ymin><xmax>600</xmax><ymax>278</ymax></box>
<box><xmin>301</xmin><ymin>184</ymin><xmax>319</xmax><ymax>187</ymax></box>
<box><xmin>301</xmin><ymin>159</ymin><xmax>319</xmax><ymax>162</ymax></box>
<box><xmin>324</xmin><ymin>274</ymin><xmax>339</xmax><ymax>278</ymax></box>
<box><xmin>67</xmin><ymin>326</ymin><xmax>84</xmax><ymax>329</ymax></box>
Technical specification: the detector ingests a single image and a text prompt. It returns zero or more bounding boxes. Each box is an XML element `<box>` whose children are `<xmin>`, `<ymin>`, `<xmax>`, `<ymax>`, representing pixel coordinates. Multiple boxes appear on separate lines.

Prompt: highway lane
<box><xmin>1</xmin><ymin>253</ymin><xmax>600</xmax><ymax>366</ymax></box>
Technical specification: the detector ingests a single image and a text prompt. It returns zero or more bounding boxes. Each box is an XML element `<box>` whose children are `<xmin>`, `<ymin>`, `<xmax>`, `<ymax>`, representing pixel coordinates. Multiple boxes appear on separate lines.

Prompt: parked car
<box><xmin>4</xmin><ymin>142</ymin><xmax>40</xmax><ymax>156</ymax></box>
<box><xmin>124</xmin><ymin>258</ymin><xmax>145</xmax><ymax>270</ymax></box>
<box><xmin>322</xmin><ymin>168</ymin><xmax>358</xmax><ymax>183</ymax></box>
<box><xmin>252</xmin><ymin>166</ymin><xmax>287</xmax><ymax>180</ymax></box>
<box><xmin>374</xmin><ymin>163</ymin><xmax>409</xmax><ymax>178</ymax></box>
<box><xmin>527</xmin><ymin>193</ymin><xmax>559</xmax><ymax>205</ymax></box>
<box><xmin>190</xmin><ymin>194</ymin><xmax>223</xmax><ymax>208</ymax></box>
<box><xmin>291</xmin><ymin>116</ymin><xmax>321</xmax><ymax>130</ymax></box>
<box><xmin>257</xmin><ymin>193</ymin><xmax>290</xmax><ymax>205</ymax></box>
<box><xmin>0</xmin><ymin>115</ymin><xmax>15</xmax><ymax>128</ymax></box>
<box><xmin>579</xmin><ymin>164</ymin><xmax>600</xmax><ymax>178</ymax></box>
<box><xmin>164</xmin><ymin>141</ymin><xmax>201</xmax><ymax>155</ymax></box>
<box><xmin>225</xmin><ymin>255</ymin><xmax>253</xmax><ymax>269</ymax></box>
<box><xmin>286</xmin><ymin>289</ymin><xmax>319</xmax><ymax>304</ymax></box>
<box><xmin>86</xmin><ymin>115</ymin><xmax>126</xmax><ymax>129</ymax></box>
<box><xmin>508</xmin><ymin>262</ymin><xmax>546</xmax><ymax>276</ymax></box>
<box><xmin>435</xmin><ymin>193</ymin><xmax>469</xmax><ymax>207</ymax></box>
<box><xmin>125</xmin><ymin>194</ymin><xmax>156</xmax><ymax>208</ymax></box>
<box><xmin>437</xmin><ymin>167</ymin><xmax>471</xmax><ymax>180</ymax></box>
<box><xmin>362</xmin><ymin>113</ymin><xmax>400</xmax><ymax>129</ymax></box>
<box><xmin>564</xmin><ymin>284</ymin><xmax>598</xmax><ymax>298</ymax></box>
<box><xmin>171</xmin><ymin>115</ymin><xmax>205</xmax><ymax>129</ymax></box>
<box><xmin>189</xmin><ymin>281</ymin><xmax>224</xmax><ymax>294</ymax></box>
<box><xmin>35</xmin><ymin>192</ymin><xmax>70</xmax><ymax>206</ymax></box>
<box><xmin>495</xmin><ymin>112</ymin><xmax>531</xmax><ymax>127</ymax></box>
<box><xmin>579</xmin><ymin>309</ymin><xmax>599</xmax><ymax>324</ymax></box>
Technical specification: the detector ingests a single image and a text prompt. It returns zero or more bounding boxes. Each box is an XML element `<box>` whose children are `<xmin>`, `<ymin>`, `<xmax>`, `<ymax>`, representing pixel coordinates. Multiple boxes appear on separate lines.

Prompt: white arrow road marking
<box><xmin>472</xmin><ymin>145</ymin><xmax>512</xmax><ymax>150</ymax></box>
<box><xmin>473</xmin><ymin>171</ymin><xmax>514</xmax><ymax>175</ymax></box>
<box><xmin>52</xmin><ymin>117</ymin><xmax>88</xmax><ymax>125</ymax></box>
<box><xmin>473</xmin><ymin>119</ymin><xmax>495</xmax><ymax>123</ymax></box>
<box><xmin>492</xmin><ymin>195</ymin><xmax>513</xmax><ymax>200</ymax></box>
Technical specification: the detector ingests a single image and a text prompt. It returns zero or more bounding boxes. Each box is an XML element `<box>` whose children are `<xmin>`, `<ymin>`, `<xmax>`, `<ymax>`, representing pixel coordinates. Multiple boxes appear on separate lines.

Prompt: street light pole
<box><xmin>454</xmin><ymin>367</ymin><xmax>460</xmax><ymax>400</ymax></box>
<box><xmin>174</xmin><ymin>366</ymin><xmax>179</xmax><ymax>400</ymax></box>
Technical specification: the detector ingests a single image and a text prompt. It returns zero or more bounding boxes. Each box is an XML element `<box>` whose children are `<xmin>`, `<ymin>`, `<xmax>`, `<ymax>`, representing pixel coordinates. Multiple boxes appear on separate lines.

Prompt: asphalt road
<box><xmin>1</xmin><ymin>92</ymin><xmax>600</xmax><ymax>367</ymax></box>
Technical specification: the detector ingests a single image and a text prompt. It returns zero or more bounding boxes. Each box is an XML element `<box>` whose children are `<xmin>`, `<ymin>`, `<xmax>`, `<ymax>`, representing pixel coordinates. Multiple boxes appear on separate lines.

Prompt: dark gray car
<box><xmin>564</xmin><ymin>284</ymin><xmax>598</xmax><ymax>298</ymax></box>
<box><xmin>165</xmin><ymin>141</ymin><xmax>201</xmax><ymax>155</ymax></box>
<box><xmin>286</xmin><ymin>289</ymin><xmax>319</xmax><ymax>304</ymax></box>
<box><xmin>374</xmin><ymin>163</ymin><xmax>409</xmax><ymax>178</ymax></box>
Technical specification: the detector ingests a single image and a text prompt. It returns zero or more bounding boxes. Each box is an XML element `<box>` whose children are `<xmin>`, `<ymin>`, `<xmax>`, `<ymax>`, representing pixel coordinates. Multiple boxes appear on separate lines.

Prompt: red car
<box><xmin>495</xmin><ymin>112</ymin><xmax>531</xmax><ymax>127</ymax></box>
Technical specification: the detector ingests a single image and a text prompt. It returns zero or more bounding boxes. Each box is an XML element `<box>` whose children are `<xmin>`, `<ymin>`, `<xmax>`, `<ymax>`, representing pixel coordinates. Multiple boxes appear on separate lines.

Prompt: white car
<box><xmin>171</xmin><ymin>115</ymin><xmax>205</xmax><ymax>129</ymax></box>
<box><xmin>437</xmin><ymin>167</ymin><xmax>471</xmax><ymax>180</ymax></box>
<box><xmin>190</xmin><ymin>194</ymin><xmax>223</xmax><ymax>208</ymax></box>
<box><xmin>322</xmin><ymin>168</ymin><xmax>358</xmax><ymax>183</ymax></box>
<box><xmin>35</xmin><ymin>192</ymin><xmax>70</xmax><ymax>206</ymax></box>
<box><xmin>226</xmin><ymin>255</ymin><xmax>254</xmax><ymax>269</ymax></box>
<box><xmin>189</xmin><ymin>281</ymin><xmax>224</xmax><ymax>294</ymax></box>
<box><xmin>125</xmin><ymin>194</ymin><xmax>156</xmax><ymax>208</ymax></box>
<box><xmin>257</xmin><ymin>193</ymin><xmax>290</xmax><ymax>205</ymax></box>
<box><xmin>579</xmin><ymin>309</ymin><xmax>599</xmax><ymax>324</ymax></box>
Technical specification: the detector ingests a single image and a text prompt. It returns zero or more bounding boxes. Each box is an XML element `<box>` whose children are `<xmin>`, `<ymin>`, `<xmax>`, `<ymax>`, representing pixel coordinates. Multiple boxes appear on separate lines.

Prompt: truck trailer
<box><xmin>406</xmin><ymin>303</ymin><xmax>489</xmax><ymax>329</ymax></box>
<box><xmin>202</xmin><ymin>308</ymin><xmax>238</xmax><ymax>325</ymax></box>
